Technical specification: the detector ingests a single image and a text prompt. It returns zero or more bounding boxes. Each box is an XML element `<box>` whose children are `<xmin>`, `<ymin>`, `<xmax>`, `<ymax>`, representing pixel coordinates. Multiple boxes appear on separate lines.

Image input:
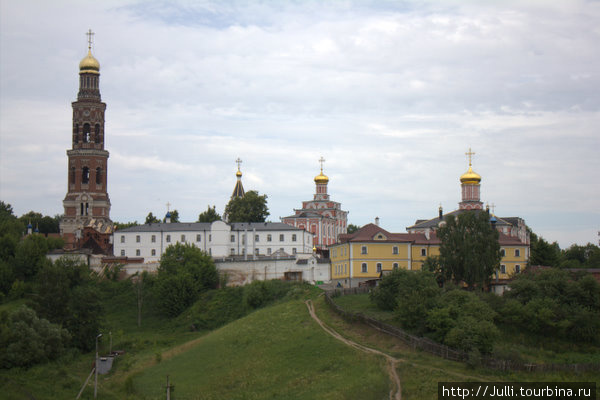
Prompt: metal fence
<box><xmin>324</xmin><ymin>289</ymin><xmax>600</xmax><ymax>373</ymax></box>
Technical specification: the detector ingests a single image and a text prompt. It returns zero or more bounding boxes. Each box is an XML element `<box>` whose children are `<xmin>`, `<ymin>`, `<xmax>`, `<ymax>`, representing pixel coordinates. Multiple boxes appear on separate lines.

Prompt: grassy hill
<box><xmin>2</xmin><ymin>283</ymin><xmax>599</xmax><ymax>400</ymax></box>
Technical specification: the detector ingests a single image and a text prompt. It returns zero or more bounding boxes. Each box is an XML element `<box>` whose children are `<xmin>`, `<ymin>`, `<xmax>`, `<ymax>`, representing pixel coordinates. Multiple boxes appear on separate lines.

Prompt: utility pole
<box><xmin>94</xmin><ymin>333</ymin><xmax>102</xmax><ymax>399</ymax></box>
<box><xmin>166</xmin><ymin>375</ymin><xmax>172</xmax><ymax>400</ymax></box>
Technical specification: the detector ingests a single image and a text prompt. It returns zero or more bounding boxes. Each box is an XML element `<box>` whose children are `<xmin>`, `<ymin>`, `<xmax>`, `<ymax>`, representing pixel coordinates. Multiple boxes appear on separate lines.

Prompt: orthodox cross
<box><xmin>235</xmin><ymin>157</ymin><xmax>242</xmax><ymax>172</ymax></box>
<box><xmin>166</xmin><ymin>202</ymin><xmax>171</xmax><ymax>212</ymax></box>
<box><xmin>318</xmin><ymin>156</ymin><xmax>326</xmax><ymax>173</ymax></box>
<box><xmin>86</xmin><ymin>29</ymin><xmax>95</xmax><ymax>50</ymax></box>
<box><xmin>465</xmin><ymin>148</ymin><xmax>475</xmax><ymax>167</ymax></box>
<box><xmin>490</xmin><ymin>203</ymin><xmax>496</xmax><ymax>214</ymax></box>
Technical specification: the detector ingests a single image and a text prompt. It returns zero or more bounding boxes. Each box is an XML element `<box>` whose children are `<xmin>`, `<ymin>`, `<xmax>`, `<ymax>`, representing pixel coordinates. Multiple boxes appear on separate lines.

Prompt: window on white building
<box><xmin>255</xmin><ymin>234</ymin><xmax>259</xmax><ymax>242</ymax></box>
<box><xmin>267</xmin><ymin>234</ymin><xmax>272</xmax><ymax>242</ymax></box>
<box><xmin>166</xmin><ymin>235</ymin><xmax>171</xmax><ymax>242</ymax></box>
<box><xmin>231</xmin><ymin>235</ymin><xmax>235</xmax><ymax>243</ymax></box>
<box><xmin>136</xmin><ymin>249</ymin><xmax>140</xmax><ymax>256</ymax></box>
<box><xmin>267</xmin><ymin>248</ymin><xmax>272</xmax><ymax>255</ymax></box>
<box><xmin>181</xmin><ymin>234</ymin><xmax>186</xmax><ymax>242</ymax></box>
<box><xmin>196</xmin><ymin>234</ymin><xmax>201</xmax><ymax>242</ymax></box>
<box><xmin>361</xmin><ymin>263</ymin><xmax>368</xmax><ymax>273</ymax></box>
<box><xmin>120</xmin><ymin>235</ymin><xmax>125</xmax><ymax>243</ymax></box>
<box><xmin>151</xmin><ymin>235</ymin><xmax>156</xmax><ymax>243</ymax></box>
<box><xmin>136</xmin><ymin>235</ymin><xmax>140</xmax><ymax>243</ymax></box>
<box><xmin>279</xmin><ymin>234</ymin><xmax>284</xmax><ymax>242</ymax></box>
<box><xmin>292</xmin><ymin>248</ymin><xmax>297</xmax><ymax>254</ymax></box>
<box><xmin>151</xmin><ymin>249</ymin><xmax>156</xmax><ymax>256</ymax></box>
<box><xmin>255</xmin><ymin>248</ymin><xmax>259</xmax><ymax>255</ymax></box>
<box><xmin>292</xmin><ymin>234</ymin><xmax>297</xmax><ymax>242</ymax></box>
<box><xmin>120</xmin><ymin>249</ymin><xmax>125</xmax><ymax>256</ymax></box>
<box><xmin>230</xmin><ymin>248</ymin><xmax>235</xmax><ymax>255</ymax></box>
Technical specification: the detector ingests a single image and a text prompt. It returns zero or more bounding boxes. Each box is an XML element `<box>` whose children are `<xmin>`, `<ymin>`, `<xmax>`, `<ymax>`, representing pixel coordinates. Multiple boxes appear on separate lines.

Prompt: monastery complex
<box><xmin>55</xmin><ymin>33</ymin><xmax>530</xmax><ymax>290</ymax></box>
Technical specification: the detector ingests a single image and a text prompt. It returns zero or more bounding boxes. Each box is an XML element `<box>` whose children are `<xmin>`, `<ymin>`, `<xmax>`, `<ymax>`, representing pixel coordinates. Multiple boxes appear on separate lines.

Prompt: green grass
<box><xmin>128</xmin><ymin>299</ymin><xmax>389</xmax><ymax>399</ymax></box>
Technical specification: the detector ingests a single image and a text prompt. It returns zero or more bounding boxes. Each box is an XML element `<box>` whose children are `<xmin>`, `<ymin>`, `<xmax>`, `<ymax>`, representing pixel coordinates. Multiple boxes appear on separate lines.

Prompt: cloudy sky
<box><xmin>1</xmin><ymin>0</ymin><xmax>599</xmax><ymax>248</ymax></box>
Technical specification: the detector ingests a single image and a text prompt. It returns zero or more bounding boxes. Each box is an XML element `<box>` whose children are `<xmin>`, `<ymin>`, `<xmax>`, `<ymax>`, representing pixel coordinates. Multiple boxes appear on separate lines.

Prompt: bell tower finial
<box><xmin>318</xmin><ymin>156</ymin><xmax>326</xmax><ymax>173</ymax></box>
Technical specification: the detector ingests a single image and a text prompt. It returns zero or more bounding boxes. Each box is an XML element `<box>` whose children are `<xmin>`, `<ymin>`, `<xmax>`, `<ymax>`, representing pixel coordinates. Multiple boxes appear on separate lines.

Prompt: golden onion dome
<box><xmin>79</xmin><ymin>50</ymin><xmax>100</xmax><ymax>74</ymax></box>
<box><xmin>236</xmin><ymin>169</ymin><xmax>242</xmax><ymax>178</ymax></box>
<box><xmin>314</xmin><ymin>171</ymin><xmax>329</xmax><ymax>184</ymax></box>
<box><xmin>460</xmin><ymin>166</ymin><xmax>481</xmax><ymax>185</ymax></box>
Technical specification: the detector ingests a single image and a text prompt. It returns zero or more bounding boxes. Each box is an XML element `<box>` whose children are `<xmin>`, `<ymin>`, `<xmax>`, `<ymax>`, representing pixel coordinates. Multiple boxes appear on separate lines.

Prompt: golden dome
<box><xmin>460</xmin><ymin>166</ymin><xmax>481</xmax><ymax>185</ymax></box>
<box><xmin>236</xmin><ymin>169</ymin><xmax>242</xmax><ymax>178</ymax></box>
<box><xmin>79</xmin><ymin>50</ymin><xmax>100</xmax><ymax>74</ymax></box>
<box><xmin>314</xmin><ymin>172</ymin><xmax>329</xmax><ymax>184</ymax></box>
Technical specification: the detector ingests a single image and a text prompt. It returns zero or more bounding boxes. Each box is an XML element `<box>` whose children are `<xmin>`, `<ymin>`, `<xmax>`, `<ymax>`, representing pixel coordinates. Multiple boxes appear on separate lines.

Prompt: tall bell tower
<box><xmin>60</xmin><ymin>30</ymin><xmax>112</xmax><ymax>249</ymax></box>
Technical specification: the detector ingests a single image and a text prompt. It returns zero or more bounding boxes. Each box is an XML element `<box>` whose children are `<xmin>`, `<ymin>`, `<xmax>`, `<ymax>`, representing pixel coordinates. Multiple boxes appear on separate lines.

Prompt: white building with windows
<box><xmin>113</xmin><ymin>220</ymin><xmax>314</xmax><ymax>263</ymax></box>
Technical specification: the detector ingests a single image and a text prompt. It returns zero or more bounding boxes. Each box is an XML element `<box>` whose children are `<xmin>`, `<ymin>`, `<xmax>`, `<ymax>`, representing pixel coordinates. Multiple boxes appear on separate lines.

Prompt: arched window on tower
<box><xmin>94</xmin><ymin>124</ymin><xmax>100</xmax><ymax>143</ymax></box>
<box><xmin>83</xmin><ymin>123</ymin><xmax>90</xmax><ymax>143</ymax></box>
<box><xmin>82</xmin><ymin>167</ymin><xmax>89</xmax><ymax>184</ymax></box>
<box><xmin>96</xmin><ymin>167</ymin><xmax>102</xmax><ymax>185</ymax></box>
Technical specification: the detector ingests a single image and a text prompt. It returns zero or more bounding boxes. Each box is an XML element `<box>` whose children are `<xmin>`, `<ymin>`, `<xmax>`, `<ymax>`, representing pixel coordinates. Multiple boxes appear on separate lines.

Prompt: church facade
<box><xmin>282</xmin><ymin>159</ymin><xmax>348</xmax><ymax>250</ymax></box>
<box><xmin>59</xmin><ymin>32</ymin><xmax>113</xmax><ymax>254</ymax></box>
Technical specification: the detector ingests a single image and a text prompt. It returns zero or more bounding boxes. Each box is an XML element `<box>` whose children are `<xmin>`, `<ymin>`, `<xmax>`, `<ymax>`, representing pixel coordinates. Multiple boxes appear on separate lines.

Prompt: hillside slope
<box><xmin>125</xmin><ymin>298</ymin><xmax>390</xmax><ymax>399</ymax></box>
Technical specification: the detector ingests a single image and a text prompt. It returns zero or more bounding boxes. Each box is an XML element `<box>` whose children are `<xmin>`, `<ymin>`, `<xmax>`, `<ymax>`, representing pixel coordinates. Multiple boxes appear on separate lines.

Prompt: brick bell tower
<box><xmin>60</xmin><ymin>30</ymin><xmax>113</xmax><ymax>251</ymax></box>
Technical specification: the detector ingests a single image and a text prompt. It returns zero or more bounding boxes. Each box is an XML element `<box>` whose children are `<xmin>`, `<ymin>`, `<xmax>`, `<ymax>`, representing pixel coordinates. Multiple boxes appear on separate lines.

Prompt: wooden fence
<box><xmin>324</xmin><ymin>289</ymin><xmax>600</xmax><ymax>373</ymax></box>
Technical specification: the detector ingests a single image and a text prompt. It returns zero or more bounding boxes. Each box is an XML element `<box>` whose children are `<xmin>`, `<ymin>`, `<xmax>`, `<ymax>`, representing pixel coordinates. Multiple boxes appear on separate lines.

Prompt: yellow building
<box><xmin>330</xmin><ymin>222</ymin><xmax>528</xmax><ymax>289</ymax></box>
<box><xmin>330</xmin><ymin>149</ymin><xmax>529</xmax><ymax>292</ymax></box>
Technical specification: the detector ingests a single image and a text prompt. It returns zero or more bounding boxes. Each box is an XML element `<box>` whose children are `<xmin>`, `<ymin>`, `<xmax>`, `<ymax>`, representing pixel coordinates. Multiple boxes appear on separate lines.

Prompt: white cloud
<box><xmin>1</xmin><ymin>0</ymin><xmax>599</xmax><ymax>247</ymax></box>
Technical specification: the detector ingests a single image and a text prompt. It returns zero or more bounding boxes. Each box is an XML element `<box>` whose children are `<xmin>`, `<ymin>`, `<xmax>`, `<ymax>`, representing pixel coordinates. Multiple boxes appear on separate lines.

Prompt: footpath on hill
<box><xmin>305</xmin><ymin>299</ymin><xmax>403</xmax><ymax>400</ymax></box>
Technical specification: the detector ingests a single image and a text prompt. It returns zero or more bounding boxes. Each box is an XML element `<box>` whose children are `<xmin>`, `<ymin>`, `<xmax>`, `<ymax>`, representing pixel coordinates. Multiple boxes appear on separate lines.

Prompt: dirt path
<box><xmin>305</xmin><ymin>300</ymin><xmax>402</xmax><ymax>400</ymax></box>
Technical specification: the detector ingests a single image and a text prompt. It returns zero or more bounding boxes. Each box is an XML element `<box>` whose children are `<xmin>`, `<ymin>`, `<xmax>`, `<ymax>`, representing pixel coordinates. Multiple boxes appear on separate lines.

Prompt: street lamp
<box><xmin>94</xmin><ymin>333</ymin><xmax>102</xmax><ymax>399</ymax></box>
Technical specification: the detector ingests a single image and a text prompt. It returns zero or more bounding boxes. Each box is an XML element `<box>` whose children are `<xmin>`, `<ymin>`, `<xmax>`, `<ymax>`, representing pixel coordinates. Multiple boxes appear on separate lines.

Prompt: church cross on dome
<box><xmin>318</xmin><ymin>156</ymin><xmax>326</xmax><ymax>173</ymax></box>
<box><xmin>86</xmin><ymin>29</ymin><xmax>95</xmax><ymax>51</ymax></box>
<box><xmin>465</xmin><ymin>147</ymin><xmax>475</xmax><ymax>167</ymax></box>
<box><xmin>236</xmin><ymin>157</ymin><xmax>242</xmax><ymax>172</ymax></box>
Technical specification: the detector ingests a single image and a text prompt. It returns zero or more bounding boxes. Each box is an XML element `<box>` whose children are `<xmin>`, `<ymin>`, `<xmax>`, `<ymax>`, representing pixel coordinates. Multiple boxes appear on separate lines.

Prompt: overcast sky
<box><xmin>1</xmin><ymin>0</ymin><xmax>599</xmax><ymax>248</ymax></box>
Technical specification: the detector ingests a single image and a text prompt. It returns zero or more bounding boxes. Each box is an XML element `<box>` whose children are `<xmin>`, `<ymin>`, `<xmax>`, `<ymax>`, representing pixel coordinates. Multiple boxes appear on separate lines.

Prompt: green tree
<box><xmin>347</xmin><ymin>224</ymin><xmax>360</xmax><ymax>234</ymax></box>
<box><xmin>145</xmin><ymin>212</ymin><xmax>160</xmax><ymax>224</ymax></box>
<box><xmin>0</xmin><ymin>201</ymin><xmax>23</xmax><ymax>239</ymax></box>
<box><xmin>224</xmin><ymin>191</ymin><xmax>269</xmax><ymax>223</ymax></box>
<box><xmin>0</xmin><ymin>306</ymin><xmax>70</xmax><ymax>368</ymax></box>
<box><xmin>436</xmin><ymin>211</ymin><xmax>501</xmax><ymax>290</ymax></box>
<box><xmin>197</xmin><ymin>205</ymin><xmax>222</xmax><ymax>223</ymax></box>
<box><xmin>18</xmin><ymin>211</ymin><xmax>60</xmax><ymax>234</ymax></box>
<box><xmin>13</xmin><ymin>234</ymin><xmax>50</xmax><ymax>280</ymax></box>
<box><xmin>529</xmin><ymin>231</ymin><xmax>561</xmax><ymax>267</ymax></box>
<box><xmin>32</xmin><ymin>257</ymin><xmax>103</xmax><ymax>351</ymax></box>
<box><xmin>426</xmin><ymin>290</ymin><xmax>499</xmax><ymax>353</ymax></box>
<box><xmin>155</xmin><ymin>243</ymin><xmax>219</xmax><ymax>316</ymax></box>
<box><xmin>114</xmin><ymin>221</ymin><xmax>138</xmax><ymax>230</ymax></box>
<box><xmin>504</xmin><ymin>268</ymin><xmax>600</xmax><ymax>342</ymax></box>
